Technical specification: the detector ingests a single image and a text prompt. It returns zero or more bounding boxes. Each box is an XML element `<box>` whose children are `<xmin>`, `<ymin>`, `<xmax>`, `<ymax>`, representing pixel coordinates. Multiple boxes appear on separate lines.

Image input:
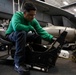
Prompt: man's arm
<box><xmin>32</xmin><ymin>18</ymin><xmax>53</xmax><ymax>42</ymax></box>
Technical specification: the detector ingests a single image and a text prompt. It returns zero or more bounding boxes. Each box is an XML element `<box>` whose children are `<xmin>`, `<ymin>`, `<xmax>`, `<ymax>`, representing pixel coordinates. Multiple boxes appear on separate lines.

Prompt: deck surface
<box><xmin>0</xmin><ymin>57</ymin><xmax>76</xmax><ymax>75</ymax></box>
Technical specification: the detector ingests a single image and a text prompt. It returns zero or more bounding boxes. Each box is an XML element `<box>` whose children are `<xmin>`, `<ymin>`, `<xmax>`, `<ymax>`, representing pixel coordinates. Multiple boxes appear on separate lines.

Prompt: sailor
<box><xmin>5</xmin><ymin>2</ymin><xmax>54</xmax><ymax>75</ymax></box>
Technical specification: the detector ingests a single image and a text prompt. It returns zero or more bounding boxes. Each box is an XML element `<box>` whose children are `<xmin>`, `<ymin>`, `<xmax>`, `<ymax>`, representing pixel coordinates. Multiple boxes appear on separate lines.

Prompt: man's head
<box><xmin>22</xmin><ymin>2</ymin><xmax>37</xmax><ymax>21</ymax></box>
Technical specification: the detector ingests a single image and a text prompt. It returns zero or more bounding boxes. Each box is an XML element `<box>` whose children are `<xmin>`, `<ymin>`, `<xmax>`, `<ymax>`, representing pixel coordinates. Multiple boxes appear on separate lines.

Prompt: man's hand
<box><xmin>50</xmin><ymin>37</ymin><xmax>56</xmax><ymax>44</ymax></box>
<box><xmin>53</xmin><ymin>37</ymin><xmax>56</xmax><ymax>41</ymax></box>
<box><xmin>29</xmin><ymin>25</ymin><xmax>38</xmax><ymax>34</ymax></box>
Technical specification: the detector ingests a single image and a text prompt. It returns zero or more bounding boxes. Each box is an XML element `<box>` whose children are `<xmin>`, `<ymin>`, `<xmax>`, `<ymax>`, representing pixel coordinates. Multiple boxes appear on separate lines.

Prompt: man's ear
<box><xmin>24</xmin><ymin>12</ymin><xmax>27</xmax><ymax>17</ymax></box>
<box><xmin>24</xmin><ymin>11</ymin><xmax>26</xmax><ymax>14</ymax></box>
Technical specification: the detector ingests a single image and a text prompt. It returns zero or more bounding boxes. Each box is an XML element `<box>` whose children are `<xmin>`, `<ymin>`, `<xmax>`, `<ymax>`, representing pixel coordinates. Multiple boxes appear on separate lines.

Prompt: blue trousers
<box><xmin>7</xmin><ymin>31</ymin><xmax>41</xmax><ymax>66</ymax></box>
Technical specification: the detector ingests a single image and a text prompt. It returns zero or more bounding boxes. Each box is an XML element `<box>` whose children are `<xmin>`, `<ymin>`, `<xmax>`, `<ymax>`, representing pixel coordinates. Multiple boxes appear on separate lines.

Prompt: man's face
<box><xmin>24</xmin><ymin>10</ymin><xmax>36</xmax><ymax>21</ymax></box>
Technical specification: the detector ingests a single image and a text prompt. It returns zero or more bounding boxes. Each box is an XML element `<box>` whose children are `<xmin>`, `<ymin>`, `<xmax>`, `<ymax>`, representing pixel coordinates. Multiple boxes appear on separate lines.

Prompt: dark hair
<box><xmin>22</xmin><ymin>2</ymin><xmax>37</xmax><ymax>12</ymax></box>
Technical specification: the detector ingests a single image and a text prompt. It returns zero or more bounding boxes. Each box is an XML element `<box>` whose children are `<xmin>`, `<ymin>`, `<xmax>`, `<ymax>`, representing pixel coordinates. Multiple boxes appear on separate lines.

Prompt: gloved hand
<box><xmin>50</xmin><ymin>37</ymin><xmax>56</xmax><ymax>44</ymax></box>
<box><xmin>53</xmin><ymin>37</ymin><xmax>56</xmax><ymax>41</ymax></box>
<box><xmin>29</xmin><ymin>25</ymin><xmax>38</xmax><ymax>35</ymax></box>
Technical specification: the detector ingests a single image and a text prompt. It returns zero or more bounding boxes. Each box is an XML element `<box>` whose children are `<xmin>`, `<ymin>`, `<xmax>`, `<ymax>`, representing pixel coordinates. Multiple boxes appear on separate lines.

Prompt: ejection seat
<box><xmin>0</xmin><ymin>27</ymin><xmax>68</xmax><ymax>72</ymax></box>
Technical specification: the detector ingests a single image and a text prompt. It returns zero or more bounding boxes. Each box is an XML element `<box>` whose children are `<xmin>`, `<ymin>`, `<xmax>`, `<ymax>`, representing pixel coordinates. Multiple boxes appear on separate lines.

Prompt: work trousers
<box><xmin>7</xmin><ymin>31</ymin><xmax>41</xmax><ymax>66</ymax></box>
